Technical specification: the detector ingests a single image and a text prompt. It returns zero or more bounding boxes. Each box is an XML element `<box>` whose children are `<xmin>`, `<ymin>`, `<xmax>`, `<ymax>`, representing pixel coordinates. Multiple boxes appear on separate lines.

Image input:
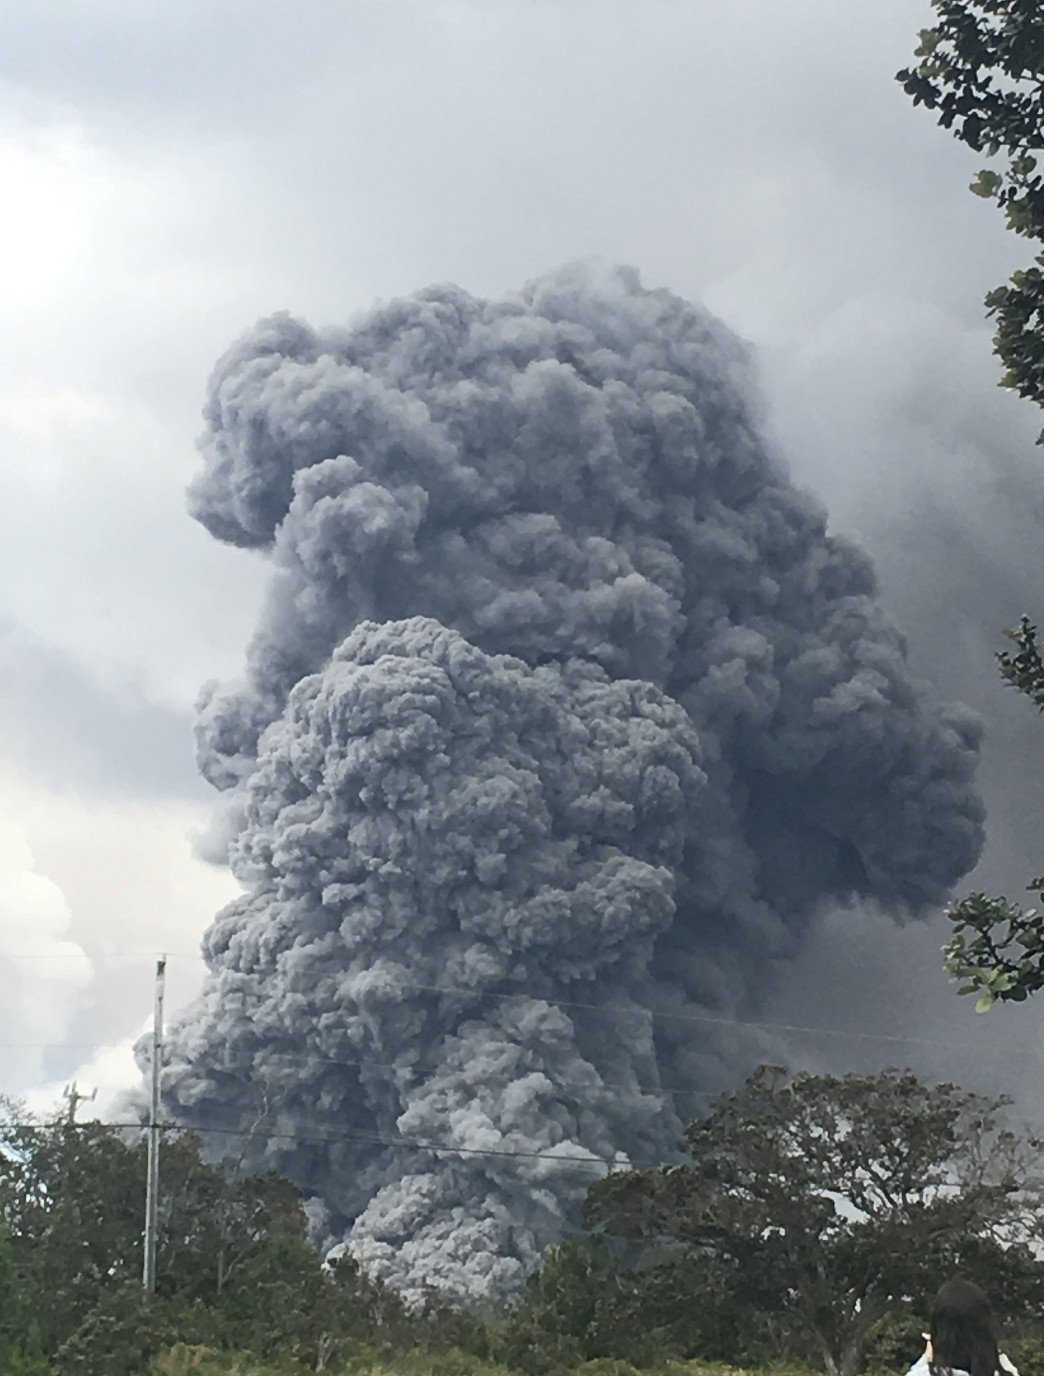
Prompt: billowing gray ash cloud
<box><xmin>160</xmin><ymin>262</ymin><xmax>985</xmax><ymax>1300</ymax></box>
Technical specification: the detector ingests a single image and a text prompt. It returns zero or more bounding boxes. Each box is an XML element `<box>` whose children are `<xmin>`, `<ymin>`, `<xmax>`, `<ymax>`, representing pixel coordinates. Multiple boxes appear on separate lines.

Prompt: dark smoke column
<box><xmin>162</xmin><ymin>263</ymin><xmax>984</xmax><ymax>1300</ymax></box>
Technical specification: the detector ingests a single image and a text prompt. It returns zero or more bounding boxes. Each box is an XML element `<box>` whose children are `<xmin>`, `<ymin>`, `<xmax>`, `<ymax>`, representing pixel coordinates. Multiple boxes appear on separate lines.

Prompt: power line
<box><xmin>345</xmin><ymin>977</ymin><xmax>1044</xmax><ymax>1058</ymax></box>
<box><xmin>0</xmin><ymin>1118</ymin><xmax>627</xmax><ymax>1170</ymax></box>
<box><xmin>9</xmin><ymin>1008</ymin><xmax>1044</xmax><ymax>1068</ymax></box>
<box><xmin>1</xmin><ymin>951</ymin><xmax>175</xmax><ymax>961</ymax></box>
<box><xmin>14</xmin><ymin>1019</ymin><xmax>1044</xmax><ymax>1119</ymax></box>
<box><xmin>1</xmin><ymin>947</ymin><xmax>1029</xmax><ymax>1057</ymax></box>
<box><xmin>185</xmin><ymin>1060</ymin><xmax>716</xmax><ymax>1105</ymax></box>
<box><xmin>73</xmin><ymin>1047</ymin><xmax>723</xmax><ymax>1105</ymax></box>
<box><xmin>35</xmin><ymin>1034</ymin><xmax>1030</xmax><ymax>1123</ymax></box>
<box><xmin>1</xmin><ymin>1043</ymin><xmax>725</xmax><ymax>1108</ymax></box>
<box><xmin>165</xmin><ymin>1119</ymin><xmax>625</xmax><ymax>1167</ymax></box>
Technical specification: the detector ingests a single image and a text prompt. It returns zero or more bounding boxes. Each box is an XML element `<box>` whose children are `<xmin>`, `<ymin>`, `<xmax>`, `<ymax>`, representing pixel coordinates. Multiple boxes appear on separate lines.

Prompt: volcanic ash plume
<box><xmin>159</xmin><ymin>263</ymin><xmax>985</xmax><ymax>1300</ymax></box>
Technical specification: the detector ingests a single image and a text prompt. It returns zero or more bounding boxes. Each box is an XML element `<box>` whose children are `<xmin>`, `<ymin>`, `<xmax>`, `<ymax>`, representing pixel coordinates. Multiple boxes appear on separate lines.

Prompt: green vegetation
<box><xmin>585</xmin><ymin>1067</ymin><xmax>1044</xmax><ymax>1376</ymax></box>
<box><xmin>942</xmin><ymin>616</ymin><xmax>1044</xmax><ymax>1007</ymax></box>
<box><xmin>897</xmin><ymin>1</ymin><xmax>1044</xmax><ymax>434</ymax></box>
<box><xmin>897</xmin><ymin>1</ymin><xmax>1044</xmax><ymax>1008</ymax></box>
<box><xmin>2</xmin><ymin>1068</ymin><xmax>1044</xmax><ymax>1375</ymax></box>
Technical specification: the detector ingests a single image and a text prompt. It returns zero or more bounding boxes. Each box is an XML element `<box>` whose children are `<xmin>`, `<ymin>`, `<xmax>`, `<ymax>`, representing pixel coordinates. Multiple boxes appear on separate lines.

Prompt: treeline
<box><xmin>3</xmin><ymin>1068</ymin><xmax>1044</xmax><ymax>1375</ymax></box>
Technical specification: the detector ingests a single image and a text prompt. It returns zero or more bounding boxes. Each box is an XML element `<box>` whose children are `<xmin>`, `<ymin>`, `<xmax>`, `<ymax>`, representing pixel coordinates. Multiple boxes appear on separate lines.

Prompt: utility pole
<box><xmin>143</xmin><ymin>955</ymin><xmax>166</xmax><ymax>1294</ymax></box>
<box><xmin>62</xmin><ymin>1080</ymin><xmax>96</xmax><ymax>1125</ymax></box>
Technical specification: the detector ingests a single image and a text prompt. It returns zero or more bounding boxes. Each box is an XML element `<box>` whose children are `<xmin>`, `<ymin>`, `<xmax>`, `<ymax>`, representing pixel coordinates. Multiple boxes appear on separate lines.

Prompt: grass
<box><xmin>151</xmin><ymin>1352</ymin><xmax>820</xmax><ymax>1376</ymax></box>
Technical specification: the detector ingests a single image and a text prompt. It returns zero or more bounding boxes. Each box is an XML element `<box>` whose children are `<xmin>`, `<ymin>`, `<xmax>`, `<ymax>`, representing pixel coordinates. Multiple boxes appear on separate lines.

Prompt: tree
<box><xmin>52</xmin><ymin>1282</ymin><xmax>170</xmax><ymax>1376</ymax></box>
<box><xmin>583</xmin><ymin>1067</ymin><xmax>1044</xmax><ymax>1376</ymax></box>
<box><xmin>897</xmin><ymin>1</ymin><xmax>1044</xmax><ymax>436</ymax></box>
<box><xmin>0</xmin><ymin>1221</ymin><xmax>47</xmax><ymax>1375</ymax></box>
<box><xmin>942</xmin><ymin>616</ymin><xmax>1044</xmax><ymax>1007</ymax></box>
<box><xmin>149</xmin><ymin>1129</ymin><xmax>310</xmax><ymax>1305</ymax></box>
<box><xmin>0</xmin><ymin>1102</ymin><xmax>400</xmax><ymax>1369</ymax></box>
<box><xmin>619</xmin><ymin>1243</ymin><xmax>810</xmax><ymax>1367</ymax></box>
<box><xmin>0</xmin><ymin>1101</ymin><xmax>145</xmax><ymax>1353</ymax></box>
<box><xmin>495</xmin><ymin>1237</ymin><xmax>637</xmax><ymax>1375</ymax></box>
<box><xmin>898</xmin><ymin>3</ymin><xmax>1044</xmax><ymax>1008</ymax></box>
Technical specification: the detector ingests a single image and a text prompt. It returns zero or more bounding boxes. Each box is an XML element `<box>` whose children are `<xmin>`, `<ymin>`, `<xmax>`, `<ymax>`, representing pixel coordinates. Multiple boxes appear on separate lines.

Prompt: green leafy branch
<box><xmin>897</xmin><ymin>1</ymin><xmax>1044</xmax><ymax>437</ymax></box>
<box><xmin>945</xmin><ymin>619</ymin><xmax>1044</xmax><ymax>1009</ymax></box>
<box><xmin>945</xmin><ymin>887</ymin><xmax>1044</xmax><ymax>1010</ymax></box>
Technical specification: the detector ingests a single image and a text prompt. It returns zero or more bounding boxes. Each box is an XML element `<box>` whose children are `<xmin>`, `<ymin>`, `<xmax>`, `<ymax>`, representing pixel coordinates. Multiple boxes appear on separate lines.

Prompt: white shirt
<box><xmin>905</xmin><ymin>1354</ymin><xmax>1019</xmax><ymax>1376</ymax></box>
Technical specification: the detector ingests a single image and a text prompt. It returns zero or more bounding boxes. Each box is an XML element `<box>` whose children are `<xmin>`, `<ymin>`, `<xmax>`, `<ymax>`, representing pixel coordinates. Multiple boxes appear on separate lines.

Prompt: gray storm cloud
<box><xmin>158</xmin><ymin>263</ymin><xmax>985</xmax><ymax>1299</ymax></box>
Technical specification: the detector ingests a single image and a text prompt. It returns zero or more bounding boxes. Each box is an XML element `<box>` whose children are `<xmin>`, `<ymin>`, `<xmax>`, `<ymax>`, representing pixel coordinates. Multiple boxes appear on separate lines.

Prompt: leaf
<box><xmin>970</xmin><ymin>169</ymin><xmax>1003</xmax><ymax>199</ymax></box>
<box><xmin>914</xmin><ymin>28</ymin><xmax>942</xmax><ymax>58</ymax></box>
<box><xmin>975</xmin><ymin>992</ymin><xmax>996</xmax><ymax>1013</ymax></box>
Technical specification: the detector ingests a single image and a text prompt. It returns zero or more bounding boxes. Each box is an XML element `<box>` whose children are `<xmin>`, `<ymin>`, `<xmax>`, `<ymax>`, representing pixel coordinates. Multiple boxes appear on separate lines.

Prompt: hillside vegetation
<box><xmin>4</xmin><ymin>1069</ymin><xmax>1044</xmax><ymax>1376</ymax></box>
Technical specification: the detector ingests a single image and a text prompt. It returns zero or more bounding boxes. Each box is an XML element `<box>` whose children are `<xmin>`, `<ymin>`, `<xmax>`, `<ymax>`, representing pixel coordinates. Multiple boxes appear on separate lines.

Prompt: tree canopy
<box><xmin>0</xmin><ymin>1100</ymin><xmax>405</xmax><ymax>1373</ymax></box>
<box><xmin>2</xmin><ymin>1076</ymin><xmax>1044</xmax><ymax>1373</ymax></box>
<box><xmin>897</xmin><ymin>1</ymin><xmax>1044</xmax><ymax>435</ymax></box>
<box><xmin>898</xmin><ymin>1</ymin><xmax>1044</xmax><ymax>1009</ymax></box>
<box><xmin>583</xmin><ymin>1067</ymin><xmax>1044</xmax><ymax>1376</ymax></box>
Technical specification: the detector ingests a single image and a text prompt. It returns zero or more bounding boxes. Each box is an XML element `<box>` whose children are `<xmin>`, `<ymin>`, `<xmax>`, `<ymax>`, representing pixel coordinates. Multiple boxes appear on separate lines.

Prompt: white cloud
<box><xmin>0</xmin><ymin>822</ymin><xmax>92</xmax><ymax>1096</ymax></box>
<box><xmin>0</xmin><ymin>123</ymin><xmax>91</xmax><ymax>309</ymax></box>
<box><xmin>0</xmin><ymin>0</ymin><xmax>1042</xmax><ymax>1120</ymax></box>
<box><xmin>0</xmin><ymin>768</ymin><xmax>238</xmax><ymax>1106</ymax></box>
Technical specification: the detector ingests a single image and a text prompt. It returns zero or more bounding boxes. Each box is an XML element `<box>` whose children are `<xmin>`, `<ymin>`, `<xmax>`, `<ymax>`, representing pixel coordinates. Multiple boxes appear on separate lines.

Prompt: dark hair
<box><xmin>929</xmin><ymin>1278</ymin><xmax>1000</xmax><ymax>1376</ymax></box>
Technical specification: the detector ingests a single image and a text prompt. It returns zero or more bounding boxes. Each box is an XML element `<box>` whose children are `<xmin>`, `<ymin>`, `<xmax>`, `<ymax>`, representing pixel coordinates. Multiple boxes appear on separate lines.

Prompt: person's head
<box><xmin>929</xmin><ymin>1278</ymin><xmax>1000</xmax><ymax>1376</ymax></box>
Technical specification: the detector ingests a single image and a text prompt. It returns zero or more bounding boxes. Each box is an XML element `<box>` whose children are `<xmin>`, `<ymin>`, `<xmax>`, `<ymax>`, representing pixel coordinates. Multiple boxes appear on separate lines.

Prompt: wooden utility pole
<box><xmin>62</xmin><ymin>1080</ymin><xmax>96</xmax><ymax>1125</ymax></box>
<box><xmin>143</xmin><ymin>955</ymin><xmax>166</xmax><ymax>1294</ymax></box>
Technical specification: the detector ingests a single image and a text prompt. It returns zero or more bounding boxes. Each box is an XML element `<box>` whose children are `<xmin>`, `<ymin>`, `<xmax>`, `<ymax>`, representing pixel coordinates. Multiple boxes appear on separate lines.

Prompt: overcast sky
<box><xmin>4</xmin><ymin>0</ymin><xmax>1044</xmax><ymax>1123</ymax></box>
